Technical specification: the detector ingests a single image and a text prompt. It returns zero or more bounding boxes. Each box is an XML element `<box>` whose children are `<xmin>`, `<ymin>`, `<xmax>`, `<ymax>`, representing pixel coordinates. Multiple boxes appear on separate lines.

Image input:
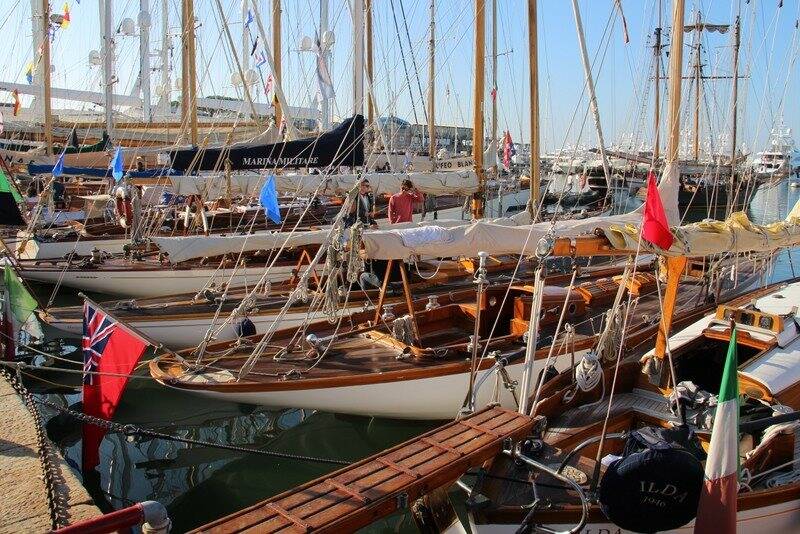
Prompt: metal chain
<box><xmin>32</xmin><ymin>397</ymin><xmax>349</xmax><ymax>466</ymax></box>
<box><xmin>0</xmin><ymin>367</ymin><xmax>70</xmax><ymax>529</ymax></box>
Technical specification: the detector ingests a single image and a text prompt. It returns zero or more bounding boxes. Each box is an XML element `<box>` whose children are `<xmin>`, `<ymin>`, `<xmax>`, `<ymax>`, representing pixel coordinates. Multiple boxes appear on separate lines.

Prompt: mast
<box><xmin>528</xmin><ymin>0</ymin><xmax>540</xmax><ymax>214</ymax></box>
<box><xmin>727</xmin><ymin>15</ymin><xmax>741</xmax><ymax>212</ymax></box>
<box><xmin>428</xmin><ymin>0</ymin><xmax>436</xmax><ymax>168</ymax></box>
<box><xmin>692</xmin><ymin>10</ymin><xmax>701</xmax><ymax>161</ymax></box>
<box><xmin>40</xmin><ymin>0</ymin><xmax>53</xmax><ymax>156</ymax></box>
<box><xmin>352</xmin><ymin>0</ymin><xmax>365</xmax><ymax>117</ymax></box>
<box><xmin>652</xmin><ymin>26</ymin><xmax>662</xmax><ymax>163</ymax></box>
<box><xmin>471</xmin><ymin>0</ymin><xmax>486</xmax><ymax>219</ymax></box>
<box><xmin>214</xmin><ymin>0</ymin><xmax>260</xmax><ymax>122</ymax></box>
<box><xmin>242</xmin><ymin>0</ymin><xmax>250</xmax><ymax>75</ymax></box>
<box><xmin>139</xmin><ymin>0</ymin><xmax>153</xmax><ymax>122</ymax></box>
<box><xmin>319</xmin><ymin>0</ymin><xmax>331</xmax><ymax>130</ymax></box>
<box><xmin>654</xmin><ymin>0</ymin><xmax>686</xmax><ymax>364</ymax></box>
<box><xmin>272</xmin><ymin>0</ymin><xmax>282</xmax><ymax>126</ymax></box>
<box><xmin>181</xmin><ymin>0</ymin><xmax>198</xmax><ymax>145</ymax></box>
<box><xmin>365</xmin><ymin>0</ymin><xmax>374</xmax><ymax>128</ymax></box>
<box><xmin>571</xmin><ymin>0</ymin><xmax>611</xmax><ymax>190</ymax></box>
<box><xmin>102</xmin><ymin>0</ymin><xmax>115</xmax><ymax>139</ymax></box>
<box><xmin>158</xmin><ymin>0</ymin><xmax>171</xmax><ymax>116</ymax></box>
<box><xmin>490</xmin><ymin>0</ymin><xmax>497</xmax><ymax>178</ymax></box>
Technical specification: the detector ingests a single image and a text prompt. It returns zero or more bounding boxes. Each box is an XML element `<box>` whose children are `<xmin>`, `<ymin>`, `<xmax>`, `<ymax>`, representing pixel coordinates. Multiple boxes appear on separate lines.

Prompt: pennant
<box><xmin>490</xmin><ymin>87</ymin><xmax>497</xmax><ymax>102</ymax></box>
<box><xmin>62</xmin><ymin>3</ymin><xmax>71</xmax><ymax>29</ymax></box>
<box><xmin>0</xmin><ymin>171</ymin><xmax>25</xmax><ymax>226</ymax></box>
<box><xmin>255</xmin><ymin>51</ymin><xmax>267</xmax><ymax>68</ymax></box>
<box><xmin>0</xmin><ymin>110</ymin><xmax>4</xmax><ymax>135</ymax></box>
<box><xmin>694</xmin><ymin>327</ymin><xmax>739</xmax><ymax>534</ymax></box>
<box><xmin>81</xmin><ymin>301</ymin><xmax>150</xmax><ymax>472</ymax></box>
<box><xmin>25</xmin><ymin>63</ymin><xmax>34</xmax><ymax>84</ymax></box>
<box><xmin>52</xmin><ymin>152</ymin><xmax>65</xmax><ymax>177</ymax></box>
<box><xmin>264</xmin><ymin>74</ymin><xmax>273</xmax><ymax>97</ymax></box>
<box><xmin>2</xmin><ymin>266</ymin><xmax>40</xmax><ymax>340</ymax></box>
<box><xmin>642</xmin><ymin>171</ymin><xmax>674</xmax><ymax>250</ymax></box>
<box><xmin>258</xmin><ymin>175</ymin><xmax>281</xmax><ymax>224</ymax></box>
<box><xmin>250</xmin><ymin>35</ymin><xmax>259</xmax><ymax>57</ymax></box>
<box><xmin>110</xmin><ymin>146</ymin><xmax>124</xmax><ymax>181</ymax></box>
<box><xmin>244</xmin><ymin>8</ymin><xmax>254</xmax><ymax>28</ymax></box>
<box><xmin>615</xmin><ymin>0</ymin><xmax>630</xmax><ymax>44</ymax></box>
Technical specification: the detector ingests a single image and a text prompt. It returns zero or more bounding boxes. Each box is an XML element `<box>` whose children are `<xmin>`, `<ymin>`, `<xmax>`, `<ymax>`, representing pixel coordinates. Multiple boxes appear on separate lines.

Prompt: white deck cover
<box><xmin>741</xmin><ymin>334</ymin><xmax>800</xmax><ymax>396</ymax></box>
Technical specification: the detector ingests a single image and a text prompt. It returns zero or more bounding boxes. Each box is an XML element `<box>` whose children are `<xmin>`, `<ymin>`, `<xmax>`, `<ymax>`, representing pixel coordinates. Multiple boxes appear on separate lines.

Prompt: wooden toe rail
<box><xmin>191</xmin><ymin>407</ymin><xmax>535</xmax><ymax>533</ymax></box>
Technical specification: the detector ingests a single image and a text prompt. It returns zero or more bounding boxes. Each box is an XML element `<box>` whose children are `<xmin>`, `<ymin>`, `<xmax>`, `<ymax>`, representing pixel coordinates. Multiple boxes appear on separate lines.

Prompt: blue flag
<box><xmin>259</xmin><ymin>176</ymin><xmax>281</xmax><ymax>225</ymax></box>
<box><xmin>110</xmin><ymin>146</ymin><xmax>123</xmax><ymax>181</ymax></box>
<box><xmin>52</xmin><ymin>151</ymin><xmax>65</xmax><ymax>177</ymax></box>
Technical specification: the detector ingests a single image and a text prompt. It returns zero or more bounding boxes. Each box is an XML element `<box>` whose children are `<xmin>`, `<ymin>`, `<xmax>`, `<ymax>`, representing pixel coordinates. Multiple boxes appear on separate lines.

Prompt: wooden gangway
<box><xmin>192</xmin><ymin>407</ymin><xmax>535</xmax><ymax>533</ymax></box>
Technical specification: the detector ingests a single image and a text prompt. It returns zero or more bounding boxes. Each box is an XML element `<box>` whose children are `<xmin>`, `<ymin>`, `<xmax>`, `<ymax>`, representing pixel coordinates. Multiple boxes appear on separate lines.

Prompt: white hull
<box><xmin>164</xmin><ymin>349</ymin><xmax>585</xmax><ymax>419</ymax></box>
<box><xmin>21</xmin><ymin>264</ymin><xmax>298</xmax><ymax>299</ymax></box>
<box><xmin>16</xmin><ymin>236</ymin><xmax>129</xmax><ymax>260</ymax></box>
<box><xmin>47</xmin><ymin>305</ymin><xmax>362</xmax><ymax>349</ymax></box>
<box><xmin>469</xmin><ymin>496</ymin><xmax>800</xmax><ymax>533</ymax></box>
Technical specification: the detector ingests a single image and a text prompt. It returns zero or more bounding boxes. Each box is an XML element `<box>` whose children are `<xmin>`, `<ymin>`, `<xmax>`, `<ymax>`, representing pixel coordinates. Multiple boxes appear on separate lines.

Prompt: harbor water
<box><xmin>19</xmin><ymin>182</ymin><xmax>800</xmax><ymax>532</ymax></box>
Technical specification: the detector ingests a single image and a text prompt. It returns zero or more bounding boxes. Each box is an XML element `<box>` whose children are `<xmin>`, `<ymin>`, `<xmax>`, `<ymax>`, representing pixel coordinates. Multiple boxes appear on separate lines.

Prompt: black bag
<box><xmin>598</xmin><ymin>426</ymin><xmax>705</xmax><ymax>533</ymax></box>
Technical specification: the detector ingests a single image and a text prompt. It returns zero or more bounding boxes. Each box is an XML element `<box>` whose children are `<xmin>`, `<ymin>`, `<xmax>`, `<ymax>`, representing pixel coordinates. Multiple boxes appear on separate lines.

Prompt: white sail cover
<box><xmin>272</xmin><ymin>170</ymin><xmax>479</xmax><ymax>196</ymax></box>
<box><xmin>361</xmin><ymin>163</ymin><xmax>682</xmax><ymax>260</ymax></box>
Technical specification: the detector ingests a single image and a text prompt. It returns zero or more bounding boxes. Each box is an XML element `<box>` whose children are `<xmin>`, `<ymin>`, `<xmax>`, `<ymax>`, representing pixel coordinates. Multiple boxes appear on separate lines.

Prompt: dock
<box><xmin>0</xmin><ymin>375</ymin><xmax>101</xmax><ymax>533</ymax></box>
<box><xmin>193</xmin><ymin>406</ymin><xmax>534</xmax><ymax>533</ymax></box>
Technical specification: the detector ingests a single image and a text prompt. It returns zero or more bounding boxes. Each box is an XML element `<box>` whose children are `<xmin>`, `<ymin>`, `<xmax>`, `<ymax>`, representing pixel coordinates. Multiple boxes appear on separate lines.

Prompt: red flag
<box><xmin>642</xmin><ymin>171</ymin><xmax>674</xmax><ymax>250</ymax></box>
<box><xmin>490</xmin><ymin>87</ymin><xmax>497</xmax><ymax>102</ymax></box>
<box><xmin>81</xmin><ymin>301</ymin><xmax>149</xmax><ymax>472</ymax></box>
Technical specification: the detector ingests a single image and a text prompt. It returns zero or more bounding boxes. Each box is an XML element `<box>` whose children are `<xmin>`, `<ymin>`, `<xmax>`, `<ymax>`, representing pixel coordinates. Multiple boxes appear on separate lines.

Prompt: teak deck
<box><xmin>191</xmin><ymin>407</ymin><xmax>535</xmax><ymax>533</ymax></box>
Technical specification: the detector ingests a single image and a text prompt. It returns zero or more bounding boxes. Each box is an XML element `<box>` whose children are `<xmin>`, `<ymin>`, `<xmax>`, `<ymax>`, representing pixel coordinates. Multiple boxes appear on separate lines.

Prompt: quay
<box><xmin>0</xmin><ymin>374</ymin><xmax>100</xmax><ymax>533</ymax></box>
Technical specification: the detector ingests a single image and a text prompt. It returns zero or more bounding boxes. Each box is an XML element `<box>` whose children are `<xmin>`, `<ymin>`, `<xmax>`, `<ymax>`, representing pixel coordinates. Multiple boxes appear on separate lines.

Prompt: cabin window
<box><xmin>568</xmin><ymin>303</ymin><xmax>577</xmax><ymax>315</ymax></box>
<box><xmin>758</xmin><ymin>316</ymin><xmax>774</xmax><ymax>330</ymax></box>
<box><xmin>739</xmin><ymin>312</ymin><xmax>755</xmax><ymax>326</ymax></box>
<box><xmin>723</xmin><ymin>308</ymin><xmax>734</xmax><ymax>320</ymax></box>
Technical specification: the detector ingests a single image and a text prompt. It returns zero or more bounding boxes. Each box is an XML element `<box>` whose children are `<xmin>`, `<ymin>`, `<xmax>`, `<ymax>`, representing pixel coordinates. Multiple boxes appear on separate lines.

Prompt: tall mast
<box><xmin>490</xmin><ymin>0</ymin><xmax>497</xmax><ymax>178</ymax></box>
<box><xmin>241</xmin><ymin>0</ymin><xmax>250</xmax><ymax>75</ymax></box>
<box><xmin>319</xmin><ymin>0</ymin><xmax>331</xmax><ymax>129</ymax></box>
<box><xmin>139</xmin><ymin>0</ymin><xmax>152</xmax><ymax>122</ymax></box>
<box><xmin>158</xmin><ymin>0</ymin><xmax>170</xmax><ymax>116</ymax></box>
<box><xmin>272</xmin><ymin>0</ymin><xmax>282</xmax><ymax>126</ymax></box>
<box><xmin>692</xmin><ymin>10</ymin><xmax>701</xmax><ymax>161</ymax></box>
<box><xmin>102</xmin><ymin>0</ymin><xmax>115</xmax><ymax>138</ymax></box>
<box><xmin>181</xmin><ymin>0</ymin><xmax>197</xmax><ymax>144</ymax></box>
<box><xmin>665</xmin><ymin>1</ymin><xmax>686</xmax><ymax>164</ymax></box>
<box><xmin>365</xmin><ymin>0</ymin><xmax>374</xmax><ymax>127</ymax></box>
<box><xmin>428</xmin><ymin>0</ymin><xmax>436</xmax><ymax>168</ymax></box>
<box><xmin>471</xmin><ymin>0</ymin><xmax>486</xmax><ymax>219</ymax></box>
<box><xmin>729</xmin><ymin>16</ymin><xmax>740</xmax><ymax>165</ymax></box>
<box><xmin>40</xmin><ymin>0</ymin><xmax>53</xmax><ymax>156</ymax></box>
<box><xmin>652</xmin><ymin>26</ymin><xmax>662</xmax><ymax>163</ymax></box>
<box><xmin>352</xmin><ymin>0</ymin><xmax>365</xmax><ymax>117</ymax></box>
<box><xmin>528</xmin><ymin>0</ymin><xmax>540</xmax><ymax>214</ymax></box>
<box><xmin>571</xmin><ymin>0</ymin><xmax>611</xmax><ymax>189</ymax></box>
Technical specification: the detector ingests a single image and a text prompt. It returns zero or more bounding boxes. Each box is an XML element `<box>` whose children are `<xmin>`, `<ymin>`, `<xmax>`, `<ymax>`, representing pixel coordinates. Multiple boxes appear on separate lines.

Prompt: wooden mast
<box><xmin>727</xmin><ymin>15</ymin><xmax>741</xmax><ymax>213</ymax></box>
<box><xmin>655</xmin><ymin>0</ymin><xmax>687</xmax><ymax>364</ymax></box>
<box><xmin>272</xmin><ymin>0</ymin><xmax>282</xmax><ymax>127</ymax></box>
<box><xmin>365</xmin><ymin>0</ymin><xmax>374</xmax><ymax>128</ymax></box>
<box><xmin>40</xmin><ymin>0</ymin><xmax>53</xmax><ymax>156</ymax></box>
<box><xmin>471</xmin><ymin>0</ymin><xmax>486</xmax><ymax>219</ymax></box>
<box><xmin>527</xmin><ymin>0</ymin><xmax>540</xmax><ymax>217</ymax></box>
<box><xmin>428</xmin><ymin>0</ymin><xmax>436</xmax><ymax>169</ymax></box>
<box><xmin>181</xmin><ymin>0</ymin><xmax>198</xmax><ymax>145</ymax></box>
<box><xmin>490</xmin><ymin>0</ymin><xmax>497</xmax><ymax>180</ymax></box>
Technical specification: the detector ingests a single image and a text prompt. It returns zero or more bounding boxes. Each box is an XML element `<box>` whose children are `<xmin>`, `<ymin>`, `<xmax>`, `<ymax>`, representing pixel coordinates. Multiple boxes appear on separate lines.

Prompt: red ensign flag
<box><xmin>642</xmin><ymin>171</ymin><xmax>674</xmax><ymax>250</ymax></box>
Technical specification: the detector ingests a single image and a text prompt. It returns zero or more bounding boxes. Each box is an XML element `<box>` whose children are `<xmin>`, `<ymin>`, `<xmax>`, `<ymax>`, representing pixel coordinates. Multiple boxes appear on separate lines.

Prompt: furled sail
<box><xmin>168</xmin><ymin>115</ymin><xmax>365</xmax><ymax>172</ymax></box>
<box><xmin>273</xmin><ymin>170</ymin><xmax>479</xmax><ymax>196</ymax></box>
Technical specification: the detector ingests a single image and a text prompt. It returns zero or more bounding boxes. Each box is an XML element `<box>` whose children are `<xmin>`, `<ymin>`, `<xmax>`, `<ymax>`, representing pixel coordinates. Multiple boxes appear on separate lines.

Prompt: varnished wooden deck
<box><xmin>191</xmin><ymin>407</ymin><xmax>534</xmax><ymax>533</ymax></box>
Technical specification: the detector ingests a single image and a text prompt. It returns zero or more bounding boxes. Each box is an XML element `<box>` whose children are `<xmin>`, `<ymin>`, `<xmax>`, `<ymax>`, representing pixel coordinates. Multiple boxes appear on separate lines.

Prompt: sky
<box><xmin>1</xmin><ymin>0</ymin><xmax>799</xmax><ymax>154</ymax></box>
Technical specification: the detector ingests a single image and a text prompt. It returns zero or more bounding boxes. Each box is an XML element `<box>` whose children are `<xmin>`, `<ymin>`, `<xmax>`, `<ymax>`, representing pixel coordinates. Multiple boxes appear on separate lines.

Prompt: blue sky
<box><xmin>2</xmin><ymin>0</ymin><xmax>799</xmax><ymax>154</ymax></box>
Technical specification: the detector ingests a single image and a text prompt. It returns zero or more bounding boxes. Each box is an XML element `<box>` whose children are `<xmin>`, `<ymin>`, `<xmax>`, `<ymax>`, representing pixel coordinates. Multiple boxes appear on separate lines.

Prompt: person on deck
<box><xmin>387</xmin><ymin>179</ymin><xmax>424</xmax><ymax>224</ymax></box>
<box><xmin>346</xmin><ymin>179</ymin><xmax>377</xmax><ymax>228</ymax></box>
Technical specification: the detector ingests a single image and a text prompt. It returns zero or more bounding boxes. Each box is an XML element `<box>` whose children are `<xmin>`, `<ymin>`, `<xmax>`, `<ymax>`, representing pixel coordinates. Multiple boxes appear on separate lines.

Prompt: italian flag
<box><xmin>694</xmin><ymin>328</ymin><xmax>739</xmax><ymax>533</ymax></box>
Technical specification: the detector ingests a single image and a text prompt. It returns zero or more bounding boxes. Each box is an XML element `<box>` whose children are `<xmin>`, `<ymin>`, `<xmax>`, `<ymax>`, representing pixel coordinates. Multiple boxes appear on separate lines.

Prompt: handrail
<box><xmin>52</xmin><ymin>501</ymin><xmax>170</xmax><ymax>534</ymax></box>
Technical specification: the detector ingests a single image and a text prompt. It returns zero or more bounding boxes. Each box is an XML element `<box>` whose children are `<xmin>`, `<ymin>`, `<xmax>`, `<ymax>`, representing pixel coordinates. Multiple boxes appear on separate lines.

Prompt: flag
<box><xmin>52</xmin><ymin>151</ymin><xmax>65</xmax><ymax>177</ymax></box>
<box><xmin>694</xmin><ymin>327</ymin><xmax>739</xmax><ymax>534</ymax></box>
<box><xmin>490</xmin><ymin>87</ymin><xmax>497</xmax><ymax>102</ymax></box>
<box><xmin>110</xmin><ymin>146</ymin><xmax>124</xmax><ymax>181</ymax></box>
<box><xmin>255</xmin><ymin>51</ymin><xmax>267</xmax><ymax>68</ymax></box>
<box><xmin>503</xmin><ymin>131</ymin><xmax>516</xmax><ymax>170</ymax></box>
<box><xmin>11</xmin><ymin>90</ymin><xmax>21</xmax><ymax>116</ymax></box>
<box><xmin>0</xmin><ymin>170</ymin><xmax>25</xmax><ymax>226</ymax></box>
<box><xmin>615</xmin><ymin>0</ymin><xmax>630</xmax><ymax>44</ymax></box>
<box><xmin>258</xmin><ymin>175</ymin><xmax>281</xmax><ymax>224</ymax></box>
<box><xmin>81</xmin><ymin>301</ymin><xmax>150</xmax><ymax>472</ymax></box>
<box><xmin>250</xmin><ymin>35</ymin><xmax>259</xmax><ymax>57</ymax></box>
<box><xmin>642</xmin><ymin>171</ymin><xmax>674</xmax><ymax>250</ymax></box>
<box><xmin>244</xmin><ymin>8</ymin><xmax>254</xmax><ymax>28</ymax></box>
<box><xmin>25</xmin><ymin>63</ymin><xmax>34</xmax><ymax>84</ymax></box>
<box><xmin>2</xmin><ymin>266</ymin><xmax>41</xmax><ymax>340</ymax></box>
<box><xmin>0</xmin><ymin>110</ymin><xmax>4</xmax><ymax>135</ymax></box>
<box><xmin>61</xmin><ymin>3</ymin><xmax>71</xmax><ymax>29</ymax></box>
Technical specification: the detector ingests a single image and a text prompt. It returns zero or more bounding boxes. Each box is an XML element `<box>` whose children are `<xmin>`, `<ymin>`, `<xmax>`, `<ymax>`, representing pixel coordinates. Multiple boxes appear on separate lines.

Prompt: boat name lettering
<box><xmin>241</xmin><ymin>156</ymin><xmax>320</xmax><ymax>167</ymax></box>
<box><xmin>638</xmin><ymin>480</ymin><xmax>689</xmax><ymax>504</ymax></box>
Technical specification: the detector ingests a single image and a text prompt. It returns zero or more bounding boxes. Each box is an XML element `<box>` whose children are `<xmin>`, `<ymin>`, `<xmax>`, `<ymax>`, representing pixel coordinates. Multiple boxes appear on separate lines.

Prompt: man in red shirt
<box><xmin>388</xmin><ymin>179</ymin><xmax>424</xmax><ymax>223</ymax></box>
